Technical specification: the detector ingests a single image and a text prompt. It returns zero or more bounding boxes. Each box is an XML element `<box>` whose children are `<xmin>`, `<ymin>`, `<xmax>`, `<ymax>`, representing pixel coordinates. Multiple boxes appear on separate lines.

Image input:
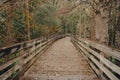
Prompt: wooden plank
<box><xmin>25</xmin><ymin>42</ymin><xmax>35</xmax><ymax>48</ymax></box>
<box><xmin>23</xmin><ymin>56</ymin><xmax>36</xmax><ymax>73</ymax></box>
<box><xmin>0</xmin><ymin>35</ymin><xmax>59</xmax><ymax>80</ymax></box>
<box><xmin>29</xmin><ymin>46</ymin><xmax>36</xmax><ymax>53</ymax></box>
<box><xmin>23</xmin><ymin>42</ymin><xmax>48</xmax><ymax>64</ymax></box>
<box><xmin>89</xmin><ymin>55</ymin><xmax>119</xmax><ymax>80</ymax></box>
<box><xmin>89</xmin><ymin>61</ymin><xmax>99</xmax><ymax>76</ymax></box>
<box><xmin>100</xmin><ymin>54</ymin><xmax>120</xmax><ymax>75</ymax></box>
<box><xmin>36</xmin><ymin>45</ymin><xmax>47</xmax><ymax>54</ymax></box>
<box><xmin>77</xmin><ymin>40</ymin><xmax>99</xmax><ymax>58</ymax></box>
<box><xmin>36</xmin><ymin>42</ymin><xmax>46</xmax><ymax>49</ymax></box>
<box><xmin>74</xmin><ymin>41</ymin><xmax>100</xmax><ymax>76</ymax></box>
<box><xmin>36</xmin><ymin>40</ymin><xmax>42</xmax><ymax>44</ymax></box>
<box><xmin>77</xmin><ymin>39</ymin><xmax>120</xmax><ymax>76</ymax></box>
<box><xmin>0</xmin><ymin>57</ymin><xmax>20</xmax><ymax>71</ymax></box>
<box><xmin>0</xmin><ymin>65</ymin><xmax>20</xmax><ymax>80</ymax></box>
<box><xmin>23</xmin><ymin>52</ymin><xmax>36</xmax><ymax>64</ymax></box>
<box><xmin>73</xmin><ymin>41</ymin><xmax>88</xmax><ymax>61</ymax></box>
<box><xmin>74</xmin><ymin>38</ymin><xmax>120</xmax><ymax>80</ymax></box>
<box><xmin>74</xmin><ymin>41</ymin><xmax>89</xmax><ymax>58</ymax></box>
<box><xmin>79</xmin><ymin>39</ymin><xmax>120</xmax><ymax>61</ymax></box>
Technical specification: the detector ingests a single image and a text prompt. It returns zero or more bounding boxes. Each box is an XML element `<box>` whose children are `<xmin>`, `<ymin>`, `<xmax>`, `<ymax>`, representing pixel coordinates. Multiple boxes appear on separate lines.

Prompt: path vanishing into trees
<box><xmin>0</xmin><ymin>0</ymin><xmax>120</xmax><ymax>80</ymax></box>
<box><xmin>21</xmin><ymin>37</ymin><xmax>99</xmax><ymax>80</ymax></box>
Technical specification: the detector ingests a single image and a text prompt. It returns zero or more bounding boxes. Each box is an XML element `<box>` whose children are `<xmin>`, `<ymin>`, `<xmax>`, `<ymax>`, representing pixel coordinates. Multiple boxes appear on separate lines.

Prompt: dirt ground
<box><xmin>21</xmin><ymin>37</ymin><xmax>100</xmax><ymax>80</ymax></box>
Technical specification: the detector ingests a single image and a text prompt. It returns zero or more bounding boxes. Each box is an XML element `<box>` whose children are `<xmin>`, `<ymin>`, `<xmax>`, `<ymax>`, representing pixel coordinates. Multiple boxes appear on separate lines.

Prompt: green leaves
<box><xmin>0</xmin><ymin>12</ymin><xmax>7</xmax><ymax>47</ymax></box>
<box><xmin>60</xmin><ymin>10</ymin><xmax>80</xmax><ymax>34</ymax></box>
<box><xmin>33</xmin><ymin>3</ymin><xmax>60</xmax><ymax>35</ymax></box>
<box><xmin>35</xmin><ymin>4</ymin><xmax>57</xmax><ymax>26</ymax></box>
<box><xmin>12</xmin><ymin>7</ymin><xmax>27</xmax><ymax>42</ymax></box>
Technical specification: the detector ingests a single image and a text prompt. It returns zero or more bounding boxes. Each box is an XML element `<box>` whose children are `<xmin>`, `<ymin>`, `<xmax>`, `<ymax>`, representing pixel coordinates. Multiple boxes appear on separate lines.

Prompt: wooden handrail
<box><xmin>79</xmin><ymin>38</ymin><xmax>120</xmax><ymax>61</ymax></box>
<box><xmin>0</xmin><ymin>34</ymin><xmax>64</xmax><ymax>80</ymax></box>
<box><xmin>72</xmin><ymin>37</ymin><xmax>120</xmax><ymax>80</ymax></box>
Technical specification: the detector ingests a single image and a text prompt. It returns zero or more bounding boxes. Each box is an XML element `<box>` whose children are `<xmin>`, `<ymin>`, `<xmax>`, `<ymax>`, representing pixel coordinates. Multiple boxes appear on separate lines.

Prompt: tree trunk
<box><xmin>25</xmin><ymin>0</ymin><xmax>31</xmax><ymax>40</ymax></box>
<box><xmin>94</xmin><ymin>8</ymin><xmax>109</xmax><ymax>45</ymax></box>
<box><xmin>6</xmin><ymin>4</ymin><xmax>13</xmax><ymax>46</ymax></box>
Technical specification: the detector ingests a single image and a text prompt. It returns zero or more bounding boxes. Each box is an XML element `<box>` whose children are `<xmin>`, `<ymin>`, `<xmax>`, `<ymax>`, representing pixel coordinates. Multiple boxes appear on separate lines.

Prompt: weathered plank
<box><xmin>73</xmin><ymin>40</ymin><xmax>99</xmax><ymax>76</ymax></box>
<box><xmin>77</xmin><ymin>39</ymin><xmax>120</xmax><ymax>75</ymax></box>
<box><xmin>0</xmin><ymin>65</ymin><xmax>20</xmax><ymax>80</ymax></box>
<box><xmin>90</xmin><ymin>55</ymin><xmax>119</xmax><ymax>80</ymax></box>
<box><xmin>73</xmin><ymin>37</ymin><xmax>120</xmax><ymax>80</ymax></box>
<box><xmin>0</xmin><ymin>35</ymin><xmax>60</xmax><ymax>80</ymax></box>
<box><xmin>0</xmin><ymin>57</ymin><xmax>20</xmax><ymax>71</ymax></box>
<box><xmin>79</xmin><ymin>39</ymin><xmax>120</xmax><ymax>61</ymax></box>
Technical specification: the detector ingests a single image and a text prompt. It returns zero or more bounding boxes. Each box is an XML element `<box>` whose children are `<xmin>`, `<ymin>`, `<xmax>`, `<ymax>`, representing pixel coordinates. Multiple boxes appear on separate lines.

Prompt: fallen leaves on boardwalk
<box><xmin>21</xmin><ymin>37</ymin><xmax>99</xmax><ymax>80</ymax></box>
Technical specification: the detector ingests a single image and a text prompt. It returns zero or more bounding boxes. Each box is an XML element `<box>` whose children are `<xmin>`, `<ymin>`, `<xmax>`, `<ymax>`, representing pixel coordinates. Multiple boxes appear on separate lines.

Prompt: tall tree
<box><xmin>6</xmin><ymin>3</ymin><xmax>13</xmax><ymax>46</ymax></box>
<box><xmin>24</xmin><ymin>0</ymin><xmax>30</xmax><ymax>40</ymax></box>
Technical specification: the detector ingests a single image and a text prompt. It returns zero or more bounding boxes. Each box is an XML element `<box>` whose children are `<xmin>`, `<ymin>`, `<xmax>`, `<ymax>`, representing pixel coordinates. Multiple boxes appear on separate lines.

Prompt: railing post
<box><xmin>33</xmin><ymin>40</ymin><xmax>36</xmax><ymax>60</ymax></box>
<box><xmin>19</xmin><ymin>43</ymin><xmax>24</xmax><ymax>77</ymax></box>
<box><xmin>99</xmin><ymin>52</ymin><xmax>104</xmax><ymax>80</ymax></box>
<box><xmin>86</xmin><ymin>41</ymin><xmax>90</xmax><ymax>61</ymax></box>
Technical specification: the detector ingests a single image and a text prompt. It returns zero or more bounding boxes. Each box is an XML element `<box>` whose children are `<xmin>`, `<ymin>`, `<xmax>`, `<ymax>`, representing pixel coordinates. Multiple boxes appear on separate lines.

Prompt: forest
<box><xmin>0</xmin><ymin>0</ymin><xmax>120</xmax><ymax>80</ymax></box>
<box><xmin>0</xmin><ymin>0</ymin><xmax>120</xmax><ymax>50</ymax></box>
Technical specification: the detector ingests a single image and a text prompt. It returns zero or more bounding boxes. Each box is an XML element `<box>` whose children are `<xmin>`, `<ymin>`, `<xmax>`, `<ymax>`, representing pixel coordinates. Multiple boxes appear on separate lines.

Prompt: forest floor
<box><xmin>21</xmin><ymin>37</ymin><xmax>99</xmax><ymax>80</ymax></box>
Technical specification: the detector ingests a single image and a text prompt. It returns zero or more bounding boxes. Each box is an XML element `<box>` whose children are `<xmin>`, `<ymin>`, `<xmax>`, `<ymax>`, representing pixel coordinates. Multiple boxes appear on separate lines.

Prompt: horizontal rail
<box><xmin>0</xmin><ymin>34</ymin><xmax>65</xmax><ymax>80</ymax></box>
<box><xmin>72</xmin><ymin>37</ymin><xmax>120</xmax><ymax>80</ymax></box>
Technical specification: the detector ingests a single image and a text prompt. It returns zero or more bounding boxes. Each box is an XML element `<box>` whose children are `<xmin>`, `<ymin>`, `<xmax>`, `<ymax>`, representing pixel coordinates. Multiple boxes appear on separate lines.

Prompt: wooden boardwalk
<box><xmin>21</xmin><ymin>37</ymin><xmax>99</xmax><ymax>80</ymax></box>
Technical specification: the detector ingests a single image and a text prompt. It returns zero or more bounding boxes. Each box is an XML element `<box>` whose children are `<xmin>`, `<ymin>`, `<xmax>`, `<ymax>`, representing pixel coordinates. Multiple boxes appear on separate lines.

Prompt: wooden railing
<box><xmin>0</xmin><ymin>34</ymin><xmax>64</xmax><ymax>80</ymax></box>
<box><xmin>72</xmin><ymin>37</ymin><xmax>120</xmax><ymax>80</ymax></box>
